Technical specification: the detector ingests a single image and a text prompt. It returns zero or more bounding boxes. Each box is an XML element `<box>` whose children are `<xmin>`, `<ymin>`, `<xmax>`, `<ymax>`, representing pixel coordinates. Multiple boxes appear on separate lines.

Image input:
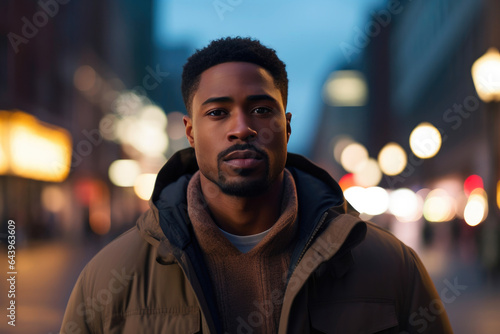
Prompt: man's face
<box><xmin>184</xmin><ymin>62</ymin><xmax>291</xmax><ymax>197</ymax></box>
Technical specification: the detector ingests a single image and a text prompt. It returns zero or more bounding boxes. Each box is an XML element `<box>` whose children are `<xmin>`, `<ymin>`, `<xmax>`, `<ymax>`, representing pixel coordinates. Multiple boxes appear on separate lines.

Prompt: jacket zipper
<box><xmin>295</xmin><ymin>210</ymin><xmax>330</xmax><ymax>266</ymax></box>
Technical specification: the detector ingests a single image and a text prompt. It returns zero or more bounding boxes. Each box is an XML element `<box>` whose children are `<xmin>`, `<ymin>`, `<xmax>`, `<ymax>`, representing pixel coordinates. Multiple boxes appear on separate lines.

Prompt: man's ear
<box><xmin>183</xmin><ymin>115</ymin><xmax>195</xmax><ymax>147</ymax></box>
<box><xmin>285</xmin><ymin>112</ymin><xmax>292</xmax><ymax>142</ymax></box>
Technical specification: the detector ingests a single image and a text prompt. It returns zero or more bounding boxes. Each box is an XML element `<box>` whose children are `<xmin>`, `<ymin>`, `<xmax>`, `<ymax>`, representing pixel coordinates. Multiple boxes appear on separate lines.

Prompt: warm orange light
<box><xmin>74</xmin><ymin>178</ymin><xmax>111</xmax><ymax>235</ymax></box>
<box><xmin>423</xmin><ymin>189</ymin><xmax>456</xmax><ymax>222</ymax></box>
<box><xmin>89</xmin><ymin>210</ymin><xmax>111</xmax><ymax>235</ymax></box>
<box><xmin>378</xmin><ymin>142</ymin><xmax>407</xmax><ymax>176</ymax></box>
<box><xmin>340</xmin><ymin>142</ymin><xmax>369</xmax><ymax>172</ymax></box>
<box><xmin>0</xmin><ymin>110</ymin><xmax>72</xmax><ymax>182</ymax></box>
<box><xmin>108</xmin><ymin>159</ymin><xmax>141</xmax><ymax>187</ymax></box>
<box><xmin>134</xmin><ymin>173</ymin><xmax>157</xmax><ymax>200</ymax></box>
<box><xmin>353</xmin><ymin>158</ymin><xmax>382</xmax><ymax>187</ymax></box>
<box><xmin>41</xmin><ymin>185</ymin><xmax>66</xmax><ymax>213</ymax></box>
<box><xmin>497</xmin><ymin>180</ymin><xmax>500</xmax><ymax>210</ymax></box>
<box><xmin>464</xmin><ymin>188</ymin><xmax>488</xmax><ymax>227</ymax></box>
<box><xmin>338</xmin><ymin>173</ymin><xmax>356</xmax><ymax>191</ymax></box>
<box><xmin>89</xmin><ymin>180</ymin><xmax>111</xmax><ymax>235</ymax></box>
<box><xmin>0</xmin><ymin>114</ymin><xmax>8</xmax><ymax>175</ymax></box>
<box><xmin>409</xmin><ymin>122</ymin><xmax>442</xmax><ymax>159</ymax></box>
<box><xmin>472</xmin><ymin>48</ymin><xmax>500</xmax><ymax>102</ymax></box>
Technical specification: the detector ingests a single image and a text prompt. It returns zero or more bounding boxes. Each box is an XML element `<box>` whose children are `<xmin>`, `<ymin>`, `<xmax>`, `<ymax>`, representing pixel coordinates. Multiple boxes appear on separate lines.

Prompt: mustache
<box><xmin>217</xmin><ymin>144</ymin><xmax>268</xmax><ymax>161</ymax></box>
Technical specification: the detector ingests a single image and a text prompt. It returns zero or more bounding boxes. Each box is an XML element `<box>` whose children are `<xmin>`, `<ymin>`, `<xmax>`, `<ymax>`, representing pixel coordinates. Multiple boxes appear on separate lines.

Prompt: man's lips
<box><xmin>222</xmin><ymin>150</ymin><xmax>264</xmax><ymax>169</ymax></box>
<box><xmin>223</xmin><ymin>149</ymin><xmax>263</xmax><ymax>161</ymax></box>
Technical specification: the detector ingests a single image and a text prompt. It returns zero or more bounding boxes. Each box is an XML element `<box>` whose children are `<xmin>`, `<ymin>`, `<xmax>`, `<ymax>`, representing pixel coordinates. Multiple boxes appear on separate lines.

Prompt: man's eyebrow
<box><xmin>201</xmin><ymin>94</ymin><xmax>278</xmax><ymax>106</ymax></box>
<box><xmin>246</xmin><ymin>95</ymin><xmax>278</xmax><ymax>103</ymax></box>
<box><xmin>201</xmin><ymin>96</ymin><xmax>234</xmax><ymax>106</ymax></box>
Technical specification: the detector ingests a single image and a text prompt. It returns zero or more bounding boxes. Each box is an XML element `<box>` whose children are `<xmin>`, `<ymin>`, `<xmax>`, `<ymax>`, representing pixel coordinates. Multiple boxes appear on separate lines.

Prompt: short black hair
<box><xmin>181</xmin><ymin>36</ymin><xmax>288</xmax><ymax>115</ymax></box>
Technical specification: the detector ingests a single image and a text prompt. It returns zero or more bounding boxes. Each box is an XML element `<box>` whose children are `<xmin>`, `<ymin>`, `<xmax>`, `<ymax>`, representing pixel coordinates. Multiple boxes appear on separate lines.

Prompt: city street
<box><xmin>0</xmin><ymin>240</ymin><xmax>103</xmax><ymax>334</ymax></box>
<box><xmin>1</xmin><ymin>239</ymin><xmax>499</xmax><ymax>333</ymax></box>
<box><xmin>2</xmin><ymin>0</ymin><xmax>500</xmax><ymax>333</ymax></box>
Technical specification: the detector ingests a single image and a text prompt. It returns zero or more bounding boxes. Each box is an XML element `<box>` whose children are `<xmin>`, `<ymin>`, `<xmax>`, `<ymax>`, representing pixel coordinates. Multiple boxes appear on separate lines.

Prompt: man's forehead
<box><xmin>194</xmin><ymin>62</ymin><xmax>278</xmax><ymax>97</ymax></box>
<box><xmin>199</xmin><ymin>61</ymin><xmax>273</xmax><ymax>82</ymax></box>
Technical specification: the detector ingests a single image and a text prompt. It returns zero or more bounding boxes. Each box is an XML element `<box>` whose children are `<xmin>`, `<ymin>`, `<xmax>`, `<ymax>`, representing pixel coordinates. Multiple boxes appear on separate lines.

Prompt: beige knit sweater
<box><xmin>187</xmin><ymin>170</ymin><xmax>298</xmax><ymax>334</ymax></box>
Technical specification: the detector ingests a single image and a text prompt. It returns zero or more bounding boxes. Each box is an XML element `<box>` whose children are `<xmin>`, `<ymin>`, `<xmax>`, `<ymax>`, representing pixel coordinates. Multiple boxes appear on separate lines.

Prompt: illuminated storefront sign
<box><xmin>0</xmin><ymin>110</ymin><xmax>72</xmax><ymax>182</ymax></box>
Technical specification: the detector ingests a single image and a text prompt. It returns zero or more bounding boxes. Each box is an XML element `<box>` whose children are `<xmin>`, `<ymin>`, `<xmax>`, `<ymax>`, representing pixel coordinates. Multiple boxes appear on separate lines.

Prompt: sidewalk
<box><xmin>446</xmin><ymin>285</ymin><xmax>500</xmax><ymax>334</ymax></box>
<box><xmin>421</xmin><ymin>246</ymin><xmax>500</xmax><ymax>334</ymax></box>
<box><xmin>0</xmin><ymin>240</ymin><xmax>102</xmax><ymax>334</ymax></box>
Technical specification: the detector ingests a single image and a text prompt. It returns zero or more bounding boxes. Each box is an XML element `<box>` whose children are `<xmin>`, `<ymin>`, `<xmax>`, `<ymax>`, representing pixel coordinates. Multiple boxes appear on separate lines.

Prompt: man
<box><xmin>61</xmin><ymin>37</ymin><xmax>452</xmax><ymax>333</ymax></box>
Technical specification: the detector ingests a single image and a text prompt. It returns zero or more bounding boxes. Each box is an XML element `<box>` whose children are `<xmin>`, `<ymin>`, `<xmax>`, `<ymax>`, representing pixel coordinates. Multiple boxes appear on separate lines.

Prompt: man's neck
<box><xmin>199</xmin><ymin>173</ymin><xmax>285</xmax><ymax>236</ymax></box>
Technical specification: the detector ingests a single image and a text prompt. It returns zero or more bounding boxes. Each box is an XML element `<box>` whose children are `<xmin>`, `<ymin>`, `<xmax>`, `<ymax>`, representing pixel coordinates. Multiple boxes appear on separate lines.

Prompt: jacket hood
<box><xmin>136</xmin><ymin>148</ymin><xmax>197</xmax><ymax>246</ymax></box>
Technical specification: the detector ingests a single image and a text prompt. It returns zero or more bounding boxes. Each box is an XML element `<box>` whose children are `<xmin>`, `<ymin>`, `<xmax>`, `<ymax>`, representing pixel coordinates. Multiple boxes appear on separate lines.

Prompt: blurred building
<box><xmin>152</xmin><ymin>44</ymin><xmax>193</xmax><ymax>156</ymax></box>
<box><xmin>310</xmin><ymin>16</ymin><xmax>392</xmax><ymax>179</ymax></box>
<box><xmin>153</xmin><ymin>45</ymin><xmax>190</xmax><ymax>114</ymax></box>
<box><xmin>388</xmin><ymin>0</ymin><xmax>485</xmax><ymax>182</ymax></box>
<box><xmin>1</xmin><ymin>0</ymin><xmax>155</xmax><ymax>244</ymax></box>
<box><xmin>311</xmin><ymin>0</ymin><xmax>499</xmax><ymax>270</ymax></box>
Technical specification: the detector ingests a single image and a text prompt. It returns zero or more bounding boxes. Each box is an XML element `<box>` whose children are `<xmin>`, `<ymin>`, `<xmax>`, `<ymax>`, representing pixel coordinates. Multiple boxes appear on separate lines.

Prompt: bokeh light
<box><xmin>378</xmin><ymin>142</ymin><xmax>407</xmax><ymax>176</ymax></box>
<box><xmin>340</xmin><ymin>142</ymin><xmax>369</xmax><ymax>172</ymax></box>
<box><xmin>353</xmin><ymin>158</ymin><xmax>382</xmax><ymax>187</ymax></box>
<box><xmin>389</xmin><ymin>188</ymin><xmax>423</xmax><ymax>222</ymax></box>
<box><xmin>344</xmin><ymin>186</ymin><xmax>388</xmax><ymax>216</ymax></box>
<box><xmin>134</xmin><ymin>173</ymin><xmax>157</xmax><ymax>200</ymax></box>
<box><xmin>5</xmin><ymin>111</ymin><xmax>72</xmax><ymax>182</ymax></box>
<box><xmin>89</xmin><ymin>210</ymin><xmax>111</xmax><ymax>235</ymax></box>
<box><xmin>0</xmin><ymin>134</ymin><xmax>7</xmax><ymax>174</ymax></box>
<box><xmin>344</xmin><ymin>186</ymin><xmax>366</xmax><ymax>213</ymax></box>
<box><xmin>464</xmin><ymin>174</ymin><xmax>484</xmax><ymax>196</ymax></box>
<box><xmin>423</xmin><ymin>189</ymin><xmax>456</xmax><ymax>222</ymax></box>
<box><xmin>464</xmin><ymin>188</ymin><xmax>488</xmax><ymax>227</ymax></box>
<box><xmin>108</xmin><ymin>159</ymin><xmax>141</xmax><ymax>187</ymax></box>
<box><xmin>471</xmin><ymin>48</ymin><xmax>500</xmax><ymax>102</ymax></box>
<box><xmin>114</xmin><ymin>104</ymin><xmax>169</xmax><ymax>157</ymax></box>
<box><xmin>128</xmin><ymin>119</ymin><xmax>169</xmax><ymax>156</ymax></box>
<box><xmin>338</xmin><ymin>173</ymin><xmax>356</xmax><ymax>191</ymax></box>
<box><xmin>323</xmin><ymin>70</ymin><xmax>368</xmax><ymax>107</ymax></box>
<box><xmin>41</xmin><ymin>185</ymin><xmax>66</xmax><ymax>213</ymax></box>
<box><xmin>99</xmin><ymin>114</ymin><xmax>119</xmax><ymax>141</ymax></box>
<box><xmin>332</xmin><ymin>135</ymin><xmax>355</xmax><ymax>164</ymax></box>
<box><xmin>497</xmin><ymin>181</ymin><xmax>500</xmax><ymax>210</ymax></box>
<box><xmin>409</xmin><ymin>122</ymin><xmax>442</xmax><ymax>159</ymax></box>
<box><xmin>464</xmin><ymin>196</ymin><xmax>487</xmax><ymax>227</ymax></box>
<box><xmin>113</xmin><ymin>91</ymin><xmax>148</xmax><ymax>116</ymax></box>
<box><xmin>363</xmin><ymin>187</ymin><xmax>389</xmax><ymax>215</ymax></box>
<box><xmin>73</xmin><ymin>65</ymin><xmax>97</xmax><ymax>92</ymax></box>
<box><xmin>140</xmin><ymin>105</ymin><xmax>168</xmax><ymax>129</ymax></box>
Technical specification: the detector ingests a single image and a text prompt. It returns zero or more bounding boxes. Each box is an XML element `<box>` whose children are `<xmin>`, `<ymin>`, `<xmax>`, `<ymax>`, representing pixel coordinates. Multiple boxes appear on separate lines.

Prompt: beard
<box><xmin>206</xmin><ymin>144</ymin><xmax>272</xmax><ymax>197</ymax></box>
<box><xmin>217</xmin><ymin>167</ymin><xmax>270</xmax><ymax>197</ymax></box>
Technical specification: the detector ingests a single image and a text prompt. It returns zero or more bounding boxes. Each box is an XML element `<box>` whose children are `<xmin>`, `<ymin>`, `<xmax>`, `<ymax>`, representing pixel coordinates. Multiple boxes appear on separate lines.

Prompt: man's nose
<box><xmin>226</xmin><ymin>111</ymin><xmax>257</xmax><ymax>142</ymax></box>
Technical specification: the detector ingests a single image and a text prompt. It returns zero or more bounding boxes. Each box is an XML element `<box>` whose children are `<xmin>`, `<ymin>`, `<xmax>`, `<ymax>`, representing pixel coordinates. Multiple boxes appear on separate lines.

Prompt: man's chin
<box><xmin>218</xmin><ymin>179</ymin><xmax>270</xmax><ymax>197</ymax></box>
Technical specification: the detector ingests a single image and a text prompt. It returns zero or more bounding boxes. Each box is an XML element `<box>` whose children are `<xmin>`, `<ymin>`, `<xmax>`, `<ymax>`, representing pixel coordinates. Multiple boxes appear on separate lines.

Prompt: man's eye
<box><xmin>207</xmin><ymin>109</ymin><xmax>227</xmax><ymax>116</ymax></box>
<box><xmin>252</xmin><ymin>107</ymin><xmax>272</xmax><ymax>114</ymax></box>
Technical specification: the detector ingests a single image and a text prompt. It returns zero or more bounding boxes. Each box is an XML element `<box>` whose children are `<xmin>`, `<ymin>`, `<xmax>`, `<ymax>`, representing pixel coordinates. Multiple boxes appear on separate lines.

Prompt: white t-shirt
<box><xmin>219</xmin><ymin>227</ymin><xmax>272</xmax><ymax>253</ymax></box>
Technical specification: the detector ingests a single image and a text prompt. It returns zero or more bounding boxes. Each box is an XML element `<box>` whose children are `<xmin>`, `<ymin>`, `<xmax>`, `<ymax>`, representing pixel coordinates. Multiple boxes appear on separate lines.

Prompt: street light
<box><xmin>472</xmin><ymin>48</ymin><xmax>500</xmax><ymax>102</ymax></box>
<box><xmin>472</xmin><ymin>47</ymin><xmax>500</xmax><ymax>272</ymax></box>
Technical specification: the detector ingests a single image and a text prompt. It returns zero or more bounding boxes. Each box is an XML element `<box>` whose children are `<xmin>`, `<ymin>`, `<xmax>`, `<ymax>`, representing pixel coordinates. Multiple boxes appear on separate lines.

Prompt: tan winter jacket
<box><xmin>61</xmin><ymin>148</ymin><xmax>452</xmax><ymax>333</ymax></box>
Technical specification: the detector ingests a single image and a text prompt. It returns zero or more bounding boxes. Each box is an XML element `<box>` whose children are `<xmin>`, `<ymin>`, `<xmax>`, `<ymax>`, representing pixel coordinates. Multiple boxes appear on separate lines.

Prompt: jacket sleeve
<box><xmin>60</xmin><ymin>269</ymin><xmax>94</xmax><ymax>334</ymax></box>
<box><xmin>400</xmin><ymin>247</ymin><xmax>453</xmax><ymax>333</ymax></box>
